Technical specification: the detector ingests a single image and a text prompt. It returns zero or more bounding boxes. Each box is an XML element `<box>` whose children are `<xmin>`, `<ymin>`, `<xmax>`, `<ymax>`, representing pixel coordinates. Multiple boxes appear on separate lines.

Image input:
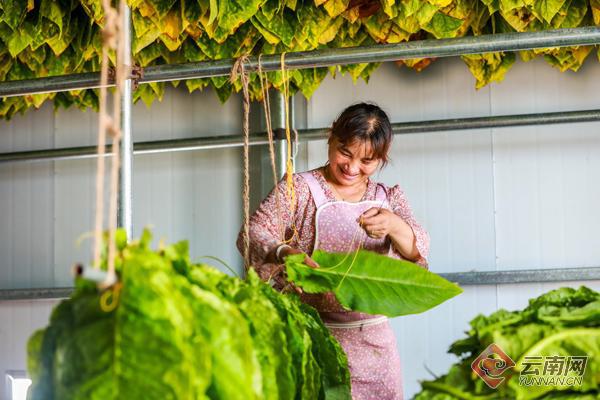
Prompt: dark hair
<box><xmin>329</xmin><ymin>102</ymin><xmax>393</xmax><ymax>167</ymax></box>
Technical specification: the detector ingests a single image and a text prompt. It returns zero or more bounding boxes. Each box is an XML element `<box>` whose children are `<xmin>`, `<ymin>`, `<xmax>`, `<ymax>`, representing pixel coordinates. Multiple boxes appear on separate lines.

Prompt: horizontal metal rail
<box><xmin>0</xmin><ymin>287</ymin><xmax>73</xmax><ymax>301</ymax></box>
<box><xmin>1</xmin><ymin>27</ymin><xmax>600</xmax><ymax>97</ymax></box>
<box><xmin>1</xmin><ymin>109</ymin><xmax>599</xmax><ymax>164</ymax></box>
<box><xmin>1</xmin><ymin>266</ymin><xmax>599</xmax><ymax>301</ymax></box>
<box><xmin>440</xmin><ymin>266</ymin><xmax>600</xmax><ymax>285</ymax></box>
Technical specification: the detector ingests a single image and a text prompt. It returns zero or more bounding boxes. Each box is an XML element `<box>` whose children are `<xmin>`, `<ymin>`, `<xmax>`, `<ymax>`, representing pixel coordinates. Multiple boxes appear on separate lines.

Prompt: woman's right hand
<box><xmin>279</xmin><ymin>246</ymin><xmax>319</xmax><ymax>269</ymax></box>
<box><xmin>276</xmin><ymin>246</ymin><xmax>319</xmax><ymax>295</ymax></box>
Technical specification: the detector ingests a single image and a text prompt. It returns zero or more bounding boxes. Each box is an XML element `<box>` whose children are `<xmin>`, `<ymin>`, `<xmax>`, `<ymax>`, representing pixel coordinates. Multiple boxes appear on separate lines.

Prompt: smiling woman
<box><xmin>237</xmin><ymin>102</ymin><xmax>430</xmax><ymax>400</ymax></box>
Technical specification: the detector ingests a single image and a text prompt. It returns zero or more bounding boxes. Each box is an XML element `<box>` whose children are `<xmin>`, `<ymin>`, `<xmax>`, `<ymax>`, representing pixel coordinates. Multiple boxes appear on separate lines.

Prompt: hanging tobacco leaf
<box><xmin>0</xmin><ymin>0</ymin><xmax>598</xmax><ymax>119</ymax></box>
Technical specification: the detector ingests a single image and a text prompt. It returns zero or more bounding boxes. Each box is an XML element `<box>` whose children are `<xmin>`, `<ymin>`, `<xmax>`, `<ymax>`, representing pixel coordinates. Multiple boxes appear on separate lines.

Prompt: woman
<box><xmin>237</xmin><ymin>102</ymin><xmax>429</xmax><ymax>399</ymax></box>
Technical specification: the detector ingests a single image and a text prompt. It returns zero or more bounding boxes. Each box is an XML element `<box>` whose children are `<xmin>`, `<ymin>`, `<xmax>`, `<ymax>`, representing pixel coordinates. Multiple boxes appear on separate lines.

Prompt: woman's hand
<box><xmin>278</xmin><ymin>246</ymin><xmax>319</xmax><ymax>269</ymax></box>
<box><xmin>275</xmin><ymin>246</ymin><xmax>319</xmax><ymax>295</ymax></box>
<box><xmin>360</xmin><ymin>207</ymin><xmax>402</xmax><ymax>239</ymax></box>
<box><xmin>360</xmin><ymin>207</ymin><xmax>421</xmax><ymax>261</ymax></box>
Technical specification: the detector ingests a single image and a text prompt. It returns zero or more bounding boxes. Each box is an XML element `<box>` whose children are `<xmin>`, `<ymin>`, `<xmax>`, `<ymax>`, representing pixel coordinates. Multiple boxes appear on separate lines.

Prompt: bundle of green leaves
<box><xmin>26</xmin><ymin>230</ymin><xmax>351</xmax><ymax>400</ymax></box>
<box><xmin>414</xmin><ymin>286</ymin><xmax>600</xmax><ymax>399</ymax></box>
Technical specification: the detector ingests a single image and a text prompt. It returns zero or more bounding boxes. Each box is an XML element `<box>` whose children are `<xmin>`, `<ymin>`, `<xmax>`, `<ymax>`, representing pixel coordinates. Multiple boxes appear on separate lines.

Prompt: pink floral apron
<box><xmin>300</xmin><ymin>172</ymin><xmax>403</xmax><ymax>400</ymax></box>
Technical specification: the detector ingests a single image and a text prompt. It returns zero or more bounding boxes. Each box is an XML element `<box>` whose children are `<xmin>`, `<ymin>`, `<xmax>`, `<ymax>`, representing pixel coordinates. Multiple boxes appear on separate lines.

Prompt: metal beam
<box><xmin>1</xmin><ymin>27</ymin><xmax>600</xmax><ymax>97</ymax></box>
<box><xmin>2</xmin><ymin>109</ymin><xmax>599</xmax><ymax>164</ymax></box>
<box><xmin>1</xmin><ymin>266</ymin><xmax>599</xmax><ymax>301</ymax></box>
<box><xmin>0</xmin><ymin>287</ymin><xmax>73</xmax><ymax>301</ymax></box>
<box><xmin>440</xmin><ymin>266</ymin><xmax>600</xmax><ymax>285</ymax></box>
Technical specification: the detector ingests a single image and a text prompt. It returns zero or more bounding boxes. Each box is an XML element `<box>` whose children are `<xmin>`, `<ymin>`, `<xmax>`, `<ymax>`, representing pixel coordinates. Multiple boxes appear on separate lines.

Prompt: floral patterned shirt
<box><xmin>237</xmin><ymin>168</ymin><xmax>430</xmax><ymax>283</ymax></box>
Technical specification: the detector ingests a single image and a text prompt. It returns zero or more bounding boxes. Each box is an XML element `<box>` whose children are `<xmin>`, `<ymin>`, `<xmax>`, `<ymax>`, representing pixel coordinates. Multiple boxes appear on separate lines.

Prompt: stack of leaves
<box><xmin>413</xmin><ymin>286</ymin><xmax>600</xmax><ymax>399</ymax></box>
<box><xmin>27</xmin><ymin>230</ymin><xmax>351</xmax><ymax>400</ymax></box>
<box><xmin>285</xmin><ymin>249</ymin><xmax>463</xmax><ymax>317</ymax></box>
<box><xmin>0</xmin><ymin>0</ymin><xmax>599</xmax><ymax>119</ymax></box>
<box><xmin>0</xmin><ymin>1</ymin><xmax>103</xmax><ymax>118</ymax></box>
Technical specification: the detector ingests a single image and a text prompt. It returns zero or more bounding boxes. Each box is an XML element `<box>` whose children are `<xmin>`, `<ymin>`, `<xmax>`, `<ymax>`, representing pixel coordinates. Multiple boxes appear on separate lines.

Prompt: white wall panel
<box><xmin>493</xmin><ymin>123</ymin><xmax>600</xmax><ymax>270</ymax></box>
<box><xmin>0</xmin><ymin>300</ymin><xmax>57</xmax><ymax>400</ymax></box>
<box><xmin>0</xmin><ymin>105</ymin><xmax>55</xmax><ymax>290</ymax></box>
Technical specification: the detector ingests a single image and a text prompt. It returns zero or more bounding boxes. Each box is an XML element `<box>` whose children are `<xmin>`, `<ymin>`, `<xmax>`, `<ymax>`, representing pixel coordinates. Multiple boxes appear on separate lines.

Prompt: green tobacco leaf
<box><xmin>425</xmin><ymin>11</ymin><xmax>465</xmax><ymax>38</ymax></box>
<box><xmin>293</xmin><ymin>67</ymin><xmax>328</xmax><ymax>98</ymax></box>
<box><xmin>213</xmin><ymin>270</ymin><xmax>295</xmax><ymax>400</ymax></box>
<box><xmin>147</xmin><ymin>0</ymin><xmax>178</xmax><ymax>17</ymax></box>
<box><xmin>79</xmin><ymin>0</ymin><xmax>104</xmax><ymax>24</ymax></box>
<box><xmin>212</xmin><ymin>0</ymin><xmax>266</xmax><ymax>43</ymax></box>
<box><xmin>533</xmin><ymin>0</ymin><xmax>568</xmax><ymax>23</ymax></box>
<box><xmin>7</xmin><ymin>27</ymin><xmax>33</xmax><ymax>57</ymax></box>
<box><xmin>510</xmin><ymin>329</ymin><xmax>600</xmax><ymax>398</ymax></box>
<box><xmin>298</xmin><ymin>302</ymin><xmax>352</xmax><ymax>399</ymax></box>
<box><xmin>208</xmin><ymin>0</ymin><xmax>219</xmax><ymax>25</ymax></box>
<box><xmin>257</xmin><ymin>283</ymin><xmax>322</xmax><ymax>399</ymax></box>
<box><xmin>555</xmin><ymin>0</ymin><xmax>588</xmax><ymax>28</ymax></box>
<box><xmin>40</xmin><ymin>0</ymin><xmax>65</xmax><ymax>37</ymax></box>
<box><xmin>286</xmin><ymin>250</ymin><xmax>463</xmax><ymax>317</ymax></box>
<box><xmin>252</xmin><ymin>7</ymin><xmax>296</xmax><ymax>46</ymax></box>
<box><xmin>462</xmin><ymin>51</ymin><xmax>516</xmax><ymax>88</ymax></box>
<box><xmin>415</xmin><ymin>286</ymin><xmax>600</xmax><ymax>399</ymax></box>
<box><xmin>1</xmin><ymin>1</ymin><xmax>27</xmax><ymax>31</ymax></box>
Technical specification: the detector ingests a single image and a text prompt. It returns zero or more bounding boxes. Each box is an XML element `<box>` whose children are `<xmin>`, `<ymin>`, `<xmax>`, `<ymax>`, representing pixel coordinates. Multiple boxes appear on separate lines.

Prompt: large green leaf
<box><xmin>415</xmin><ymin>286</ymin><xmax>600</xmax><ymax>399</ymax></box>
<box><xmin>510</xmin><ymin>329</ymin><xmax>600</xmax><ymax>398</ymax></box>
<box><xmin>285</xmin><ymin>249</ymin><xmax>463</xmax><ymax>317</ymax></box>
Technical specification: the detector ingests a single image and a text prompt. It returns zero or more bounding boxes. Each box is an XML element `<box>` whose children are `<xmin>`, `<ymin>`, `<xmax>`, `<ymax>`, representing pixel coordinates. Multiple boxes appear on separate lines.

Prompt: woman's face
<box><xmin>327</xmin><ymin>137</ymin><xmax>381</xmax><ymax>187</ymax></box>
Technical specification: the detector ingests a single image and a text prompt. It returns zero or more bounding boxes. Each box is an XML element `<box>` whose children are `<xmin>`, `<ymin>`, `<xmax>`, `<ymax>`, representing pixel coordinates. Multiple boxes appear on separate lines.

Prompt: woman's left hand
<box><xmin>360</xmin><ymin>207</ymin><xmax>401</xmax><ymax>239</ymax></box>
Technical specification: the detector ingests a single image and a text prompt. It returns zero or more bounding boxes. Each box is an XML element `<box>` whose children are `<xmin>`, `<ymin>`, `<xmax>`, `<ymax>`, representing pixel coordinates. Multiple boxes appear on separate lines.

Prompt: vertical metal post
<box><xmin>118</xmin><ymin>4</ymin><xmax>133</xmax><ymax>238</ymax></box>
<box><xmin>270</xmin><ymin>90</ymin><xmax>287</xmax><ymax>178</ymax></box>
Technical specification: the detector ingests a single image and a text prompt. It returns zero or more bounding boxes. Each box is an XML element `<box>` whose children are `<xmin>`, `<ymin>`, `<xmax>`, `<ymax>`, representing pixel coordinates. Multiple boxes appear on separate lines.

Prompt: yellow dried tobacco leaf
<box><xmin>343</xmin><ymin>7</ymin><xmax>361</xmax><ymax>22</ymax></box>
<box><xmin>386</xmin><ymin>24</ymin><xmax>412</xmax><ymax>42</ymax></box>
<box><xmin>323</xmin><ymin>0</ymin><xmax>351</xmax><ymax>17</ymax></box>
<box><xmin>164</xmin><ymin>8</ymin><xmax>183</xmax><ymax>39</ymax></box>
<box><xmin>501</xmin><ymin>7</ymin><xmax>536</xmax><ymax>31</ymax></box>
<box><xmin>462</xmin><ymin>52</ymin><xmax>516</xmax><ymax>88</ymax></box>
<box><xmin>398</xmin><ymin>57</ymin><xmax>436</xmax><ymax>71</ymax></box>
<box><xmin>185</xmin><ymin>23</ymin><xmax>203</xmax><ymax>40</ymax></box>
<box><xmin>159</xmin><ymin>32</ymin><xmax>183</xmax><ymax>51</ymax></box>
<box><xmin>137</xmin><ymin>2</ymin><xmax>156</xmax><ymax>17</ymax></box>
<box><xmin>543</xmin><ymin>45</ymin><xmax>593</xmax><ymax>71</ymax></box>
<box><xmin>318</xmin><ymin>16</ymin><xmax>345</xmax><ymax>44</ymax></box>
<box><xmin>382</xmin><ymin>0</ymin><xmax>398</xmax><ymax>17</ymax></box>
<box><xmin>592</xmin><ymin>0</ymin><xmax>600</xmax><ymax>24</ymax></box>
<box><xmin>426</xmin><ymin>0</ymin><xmax>455</xmax><ymax>9</ymax></box>
<box><xmin>25</xmin><ymin>93</ymin><xmax>49</xmax><ymax>109</ymax></box>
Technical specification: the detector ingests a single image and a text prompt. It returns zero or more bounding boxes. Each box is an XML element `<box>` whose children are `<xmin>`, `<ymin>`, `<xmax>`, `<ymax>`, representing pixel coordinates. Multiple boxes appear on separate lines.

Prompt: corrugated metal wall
<box><xmin>1</xmin><ymin>55</ymin><xmax>600</xmax><ymax>399</ymax></box>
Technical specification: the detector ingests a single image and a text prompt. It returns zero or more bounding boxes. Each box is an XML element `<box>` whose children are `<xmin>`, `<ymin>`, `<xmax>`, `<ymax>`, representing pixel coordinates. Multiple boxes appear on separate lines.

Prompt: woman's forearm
<box><xmin>388</xmin><ymin>217</ymin><xmax>420</xmax><ymax>261</ymax></box>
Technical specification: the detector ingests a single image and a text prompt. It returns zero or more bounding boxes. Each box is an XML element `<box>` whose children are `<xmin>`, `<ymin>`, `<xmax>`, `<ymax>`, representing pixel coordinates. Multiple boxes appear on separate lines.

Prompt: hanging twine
<box><xmin>94</xmin><ymin>0</ymin><xmax>126</xmax><ymax>288</ymax></box>
<box><xmin>279</xmin><ymin>53</ymin><xmax>299</xmax><ymax>245</ymax></box>
<box><xmin>257</xmin><ymin>56</ymin><xmax>285</xmax><ymax>242</ymax></box>
<box><xmin>230</xmin><ymin>56</ymin><xmax>252</xmax><ymax>270</ymax></box>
